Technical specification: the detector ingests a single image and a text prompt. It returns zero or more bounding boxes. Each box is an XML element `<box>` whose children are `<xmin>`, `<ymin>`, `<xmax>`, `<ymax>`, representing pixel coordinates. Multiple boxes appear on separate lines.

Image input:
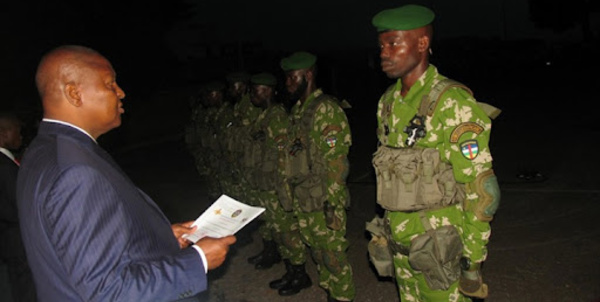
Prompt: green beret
<box><xmin>280</xmin><ymin>51</ymin><xmax>317</xmax><ymax>71</ymax></box>
<box><xmin>203</xmin><ymin>81</ymin><xmax>225</xmax><ymax>92</ymax></box>
<box><xmin>226</xmin><ymin>71</ymin><xmax>250</xmax><ymax>83</ymax></box>
<box><xmin>251</xmin><ymin>72</ymin><xmax>277</xmax><ymax>86</ymax></box>
<box><xmin>372</xmin><ymin>4</ymin><xmax>435</xmax><ymax>32</ymax></box>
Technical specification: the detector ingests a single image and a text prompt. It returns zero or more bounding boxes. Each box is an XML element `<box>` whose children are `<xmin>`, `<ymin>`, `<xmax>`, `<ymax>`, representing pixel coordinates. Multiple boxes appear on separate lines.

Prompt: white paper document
<box><xmin>183</xmin><ymin>194</ymin><xmax>265</xmax><ymax>243</ymax></box>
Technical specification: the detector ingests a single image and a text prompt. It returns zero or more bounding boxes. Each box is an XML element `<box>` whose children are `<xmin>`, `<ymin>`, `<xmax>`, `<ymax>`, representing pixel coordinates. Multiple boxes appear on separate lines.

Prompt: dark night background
<box><xmin>1</xmin><ymin>0</ymin><xmax>599</xmax><ymax>151</ymax></box>
<box><xmin>1</xmin><ymin>1</ymin><xmax>600</xmax><ymax>301</ymax></box>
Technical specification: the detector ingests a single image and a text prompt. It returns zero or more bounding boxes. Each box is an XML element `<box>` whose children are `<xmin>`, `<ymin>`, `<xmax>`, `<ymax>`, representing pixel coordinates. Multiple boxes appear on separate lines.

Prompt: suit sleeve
<box><xmin>45</xmin><ymin>166</ymin><xmax>206</xmax><ymax>301</ymax></box>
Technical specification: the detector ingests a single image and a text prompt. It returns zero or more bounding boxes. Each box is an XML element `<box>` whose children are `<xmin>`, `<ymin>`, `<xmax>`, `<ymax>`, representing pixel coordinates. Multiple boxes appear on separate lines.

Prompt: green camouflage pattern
<box><xmin>376</xmin><ymin>65</ymin><xmax>494</xmax><ymax>301</ymax></box>
<box><xmin>289</xmin><ymin>89</ymin><xmax>355</xmax><ymax>301</ymax></box>
<box><xmin>250</xmin><ymin>103</ymin><xmax>307</xmax><ymax>263</ymax></box>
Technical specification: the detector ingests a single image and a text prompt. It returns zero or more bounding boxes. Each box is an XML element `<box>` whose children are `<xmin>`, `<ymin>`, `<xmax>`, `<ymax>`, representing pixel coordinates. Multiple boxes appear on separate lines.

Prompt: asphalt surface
<box><xmin>111</xmin><ymin>117</ymin><xmax>600</xmax><ymax>302</ymax></box>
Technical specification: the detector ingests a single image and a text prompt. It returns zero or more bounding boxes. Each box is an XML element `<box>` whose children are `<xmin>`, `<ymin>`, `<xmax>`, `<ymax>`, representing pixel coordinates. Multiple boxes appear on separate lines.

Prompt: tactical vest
<box><xmin>372</xmin><ymin>79</ymin><xmax>499</xmax><ymax>212</ymax></box>
<box><xmin>245</xmin><ymin>105</ymin><xmax>285</xmax><ymax>191</ymax></box>
<box><xmin>285</xmin><ymin>94</ymin><xmax>333</xmax><ymax>212</ymax></box>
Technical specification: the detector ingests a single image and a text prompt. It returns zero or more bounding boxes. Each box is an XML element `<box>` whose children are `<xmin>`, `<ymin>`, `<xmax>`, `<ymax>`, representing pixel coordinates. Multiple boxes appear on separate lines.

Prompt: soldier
<box><xmin>370</xmin><ymin>5</ymin><xmax>500</xmax><ymax>301</ymax></box>
<box><xmin>185</xmin><ymin>87</ymin><xmax>208</xmax><ymax>177</ymax></box>
<box><xmin>223</xmin><ymin>72</ymin><xmax>257</xmax><ymax>201</ymax></box>
<box><xmin>276</xmin><ymin>52</ymin><xmax>355</xmax><ymax>302</ymax></box>
<box><xmin>244</xmin><ymin>72</ymin><xmax>299</xmax><ymax>272</ymax></box>
<box><xmin>198</xmin><ymin>81</ymin><xmax>227</xmax><ymax>201</ymax></box>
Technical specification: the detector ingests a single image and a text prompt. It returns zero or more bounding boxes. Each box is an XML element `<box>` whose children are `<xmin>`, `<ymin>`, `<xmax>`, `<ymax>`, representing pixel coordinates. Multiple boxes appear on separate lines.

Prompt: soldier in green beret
<box><xmin>244</xmin><ymin>72</ymin><xmax>302</xmax><ymax>273</ymax></box>
<box><xmin>199</xmin><ymin>81</ymin><xmax>228</xmax><ymax>201</ymax></box>
<box><xmin>369</xmin><ymin>4</ymin><xmax>500</xmax><ymax>301</ymax></box>
<box><xmin>222</xmin><ymin>72</ymin><xmax>257</xmax><ymax>201</ymax></box>
<box><xmin>273</xmin><ymin>51</ymin><xmax>355</xmax><ymax>302</ymax></box>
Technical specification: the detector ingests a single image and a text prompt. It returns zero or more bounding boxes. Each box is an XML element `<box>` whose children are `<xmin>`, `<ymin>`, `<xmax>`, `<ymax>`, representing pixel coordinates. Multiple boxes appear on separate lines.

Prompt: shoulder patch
<box><xmin>460</xmin><ymin>140</ymin><xmax>479</xmax><ymax>160</ymax></box>
<box><xmin>321</xmin><ymin>125</ymin><xmax>342</xmax><ymax>136</ymax></box>
<box><xmin>450</xmin><ymin>122</ymin><xmax>484</xmax><ymax>143</ymax></box>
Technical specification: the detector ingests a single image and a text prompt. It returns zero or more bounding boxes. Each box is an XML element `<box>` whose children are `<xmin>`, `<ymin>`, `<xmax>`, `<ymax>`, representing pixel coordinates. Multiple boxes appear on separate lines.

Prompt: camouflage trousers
<box><xmin>386</xmin><ymin>205</ymin><xmax>490</xmax><ymax>302</ymax></box>
<box><xmin>295</xmin><ymin>208</ymin><xmax>355</xmax><ymax>301</ymax></box>
<box><xmin>255</xmin><ymin>190</ymin><xmax>306</xmax><ymax>264</ymax></box>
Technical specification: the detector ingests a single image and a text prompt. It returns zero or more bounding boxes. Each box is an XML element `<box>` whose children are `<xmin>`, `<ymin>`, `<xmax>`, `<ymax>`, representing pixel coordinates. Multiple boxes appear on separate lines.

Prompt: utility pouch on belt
<box><xmin>293</xmin><ymin>173</ymin><xmax>328</xmax><ymax>212</ymax></box>
<box><xmin>242</xmin><ymin>137</ymin><xmax>262</xmax><ymax>188</ymax></box>
<box><xmin>408</xmin><ymin>211</ymin><xmax>463</xmax><ymax>290</ymax></box>
<box><xmin>372</xmin><ymin>146</ymin><xmax>464</xmax><ymax>211</ymax></box>
<box><xmin>366</xmin><ymin>216</ymin><xmax>394</xmax><ymax>277</ymax></box>
<box><xmin>275</xmin><ymin>180</ymin><xmax>294</xmax><ymax>211</ymax></box>
<box><xmin>254</xmin><ymin>148</ymin><xmax>278</xmax><ymax>191</ymax></box>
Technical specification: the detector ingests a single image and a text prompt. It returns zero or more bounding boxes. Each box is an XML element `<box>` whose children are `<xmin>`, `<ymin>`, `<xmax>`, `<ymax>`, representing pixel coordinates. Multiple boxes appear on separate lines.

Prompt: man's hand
<box><xmin>171</xmin><ymin>221</ymin><xmax>197</xmax><ymax>249</ymax></box>
<box><xmin>195</xmin><ymin>236</ymin><xmax>237</xmax><ymax>270</ymax></box>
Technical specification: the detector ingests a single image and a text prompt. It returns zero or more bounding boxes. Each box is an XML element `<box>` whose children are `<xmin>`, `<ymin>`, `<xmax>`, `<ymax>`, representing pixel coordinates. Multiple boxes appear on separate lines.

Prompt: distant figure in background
<box><xmin>370</xmin><ymin>4</ymin><xmax>500</xmax><ymax>301</ymax></box>
<box><xmin>0</xmin><ymin>112</ymin><xmax>36</xmax><ymax>302</ymax></box>
<box><xmin>277</xmin><ymin>51</ymin><xmax>355</xmax><ymax>302</ymax></box>
<box><xmin>17</xmin><ymin>45</ymin><xmax>236</xmax><ymax>301</ymax></box>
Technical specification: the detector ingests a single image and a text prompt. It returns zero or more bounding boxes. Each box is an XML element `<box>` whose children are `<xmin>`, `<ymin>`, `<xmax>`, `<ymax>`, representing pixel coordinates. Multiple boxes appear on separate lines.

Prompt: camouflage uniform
<box><xmin>376</xmin><ymin>65</ymin><xmax>494</xmax><ymax>301</ymax></box>
<box><xmin>232</xmin><ymin>93</ymin><xmax>262</xmax><ymax>203</ymax></box>
<box><xmin>201</xmin><ymin>105</ymin><xmax>222</xmax><ymax>200</ymax></box>
<box><xmin>250</xmin><ymin>104</ymin><xmax>306</xmax><ymax>263</ymax></box>
<box><xmin>288</xmin><ymin>89</ymin><xmax>355</xmax><ymax>301</ymax></box>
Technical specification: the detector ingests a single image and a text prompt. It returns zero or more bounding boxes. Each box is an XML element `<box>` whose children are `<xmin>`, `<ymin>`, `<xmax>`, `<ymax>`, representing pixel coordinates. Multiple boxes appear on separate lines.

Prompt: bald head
<box><xmin>36</xmin><ymin>45</ymin><xmax>101</xmax><ymax>101</ymax></box>
<box><xmin>35</xmin><ymin>45</ymin><xmax>126</xmax><ymax>139</ymax></box>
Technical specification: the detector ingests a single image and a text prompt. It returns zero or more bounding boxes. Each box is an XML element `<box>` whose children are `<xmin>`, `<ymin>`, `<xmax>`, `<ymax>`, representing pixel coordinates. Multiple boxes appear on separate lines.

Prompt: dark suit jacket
<box><xmin>17</xmin><ymin>121</ymin><xmax>206</xmax><ymax>301</ymax></box>
<box><xmin>0</xmin><ymin>151</ymin><xmax>25</xmax><ymax>260</ymax></box>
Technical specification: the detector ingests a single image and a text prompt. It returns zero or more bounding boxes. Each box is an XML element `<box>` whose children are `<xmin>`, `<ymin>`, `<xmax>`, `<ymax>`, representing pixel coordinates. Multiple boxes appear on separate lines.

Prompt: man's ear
<box><xmin>418</xmin><ymin>35</ymin><xmax>430</xmax><ymax>53</ymax></box>
<box><xmin>64</xmin><ymin>83</ymin><xmax>83</xmax><ymax>107</ymax></box>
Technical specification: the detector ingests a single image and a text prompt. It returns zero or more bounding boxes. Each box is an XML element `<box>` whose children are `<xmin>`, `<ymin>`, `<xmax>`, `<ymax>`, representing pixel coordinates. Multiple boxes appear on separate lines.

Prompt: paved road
<box><xmin>113</xmin><ymin>125</ymin><xmax>600</xmax><ymax>302</ymax></box>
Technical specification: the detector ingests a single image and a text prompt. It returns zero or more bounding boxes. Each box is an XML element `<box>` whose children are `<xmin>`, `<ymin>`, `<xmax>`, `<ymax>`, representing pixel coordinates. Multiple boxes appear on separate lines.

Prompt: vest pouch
<box><xmin>408</xmin><ymin>225</ymin><xmax>463</xmax><ymax>290</ymax></box>
<box><xmin>255</xmin><ymin>150</ymin><xmax>278</xmax><ymax>191</ymax></box>
<box><xmin>293</xmin><ymin>173</ymin><xmax>327</xmax><ymax>212</ymax></box>
<box><xmin>372</xmin><ymin>146</ymin><xmax>399</xmax><ymax>209</ymax></box>
<box><xmin>286</xmin><ymin>148</ymin><xmax>310</xmax><ymax>185</ymax></box>
<box><xmin>275</xmin><ymin>180</ymin><xmax>294</xmax><ymax>211</ymax></box>
<box><xmin>386</xmin><ymin>149</ymin><xmax>421</xmax><ymax>211</ymax></box>
<box><xmin>417</xmin><ymin>149</ymin><xmax>445</xmax><ymax>207</ymax></box>
<box><xmin>366</xmin><ymin>216</ymin><xmax>394</xmax><ymax>277</ymax></box>
<box><xmin>242</xmin><ymin>140</ymin><xmax>262</xmax><ymax>188</ymax></box>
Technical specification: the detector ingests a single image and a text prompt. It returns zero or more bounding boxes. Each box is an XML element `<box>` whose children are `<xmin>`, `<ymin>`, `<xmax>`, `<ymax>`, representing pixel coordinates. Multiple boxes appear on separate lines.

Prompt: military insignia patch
<box><xmin>461</xmin><ymin>140</ymin><xmax>479</xmax><ymax>160</ymax></box>
<box><xmin>326</xmin><ymin>136</ymin><xmax>337</xmax><ymax>148</ymax></box>
<box><xmin>450</xmin><ymin>122</ymin><xmax>484</xmax><ymax>143</ymax></box>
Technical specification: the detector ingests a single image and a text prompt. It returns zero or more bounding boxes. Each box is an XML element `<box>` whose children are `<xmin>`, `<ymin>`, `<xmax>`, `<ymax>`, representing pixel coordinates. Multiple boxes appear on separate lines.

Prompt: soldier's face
<box><xmin>251</xmin><ymin>85</ymin><xmax>272</xmax><ymax>108</ymax></box>
<box><xmin>228</xmin><ymin>82</ymin><xmax>246</xmax><ymax>99</ymax></box>
<box><xmin>206</xmin><ymin>90</ymin><xmax>223</xmax><ymax>107</ymax></box>
<box><xmin>285</xmin><ymin>70</ymin><xmax>307</xmax><ymax>101</ymax></box>
<box><xmin>378</xmin><ymin>30</ymin><xmax>422</xmax><ymax>79</ymax></box>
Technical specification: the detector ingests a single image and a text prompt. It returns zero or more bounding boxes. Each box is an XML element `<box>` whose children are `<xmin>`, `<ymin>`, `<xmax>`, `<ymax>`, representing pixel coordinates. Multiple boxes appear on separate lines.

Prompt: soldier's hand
<box><xmin>458</xmin><ymin>261</ymin><xmax>488</xmax><ymax>298</ymax></box>
<box><xmin>324</xmin><ymin>201</ymin><xmax>343</xmax><ymax>230</ymax></box>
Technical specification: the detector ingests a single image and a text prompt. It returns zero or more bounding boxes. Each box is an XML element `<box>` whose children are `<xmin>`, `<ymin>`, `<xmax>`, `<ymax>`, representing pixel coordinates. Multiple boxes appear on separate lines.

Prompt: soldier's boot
<box><xmin>277</xmin><ymin>263</ymin><xmax>312</xmax><ymax>296</ymax></box>
<box><xmin>247</xmin><ymin>239</ymin><xmax>280</xmax><ymax>266</ymax></box>
<box><xmin>254</xmin><ymin>240</ymin><xmax>281</xmax><ymax>270</ymax></box>
<box><xmin>327</xmin><ymin>294</ymin><xmax>353</xmax><ymax>302</ymax></box>
<box><xmin>269</xmin><ymin>259</ymin><xmax>293</xmax><ymax>289</ymax></box>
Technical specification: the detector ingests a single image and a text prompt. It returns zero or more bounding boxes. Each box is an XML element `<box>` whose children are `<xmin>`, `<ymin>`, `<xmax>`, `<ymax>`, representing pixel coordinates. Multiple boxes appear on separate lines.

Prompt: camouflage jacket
<box><xmin>376</xmin><ymin>65</ymin><xmax>493</xmax><ymax>183</ymax></box>
<box><xmin>289</xmin><ymin>89</ymin><xmax>352</xmax><ymax>206</ymax></box>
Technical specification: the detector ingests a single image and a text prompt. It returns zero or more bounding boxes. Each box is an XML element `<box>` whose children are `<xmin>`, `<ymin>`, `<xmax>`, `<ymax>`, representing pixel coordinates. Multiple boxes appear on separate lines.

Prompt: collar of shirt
<box><xmin>42</xmin><ymin>118</ymin><xmax>97</xmax><ymax>143</ymax></box>
<box><xmin>0</xmin><ymin>147</ymin><xmax>16</xmax><ymax>162</ymax></box>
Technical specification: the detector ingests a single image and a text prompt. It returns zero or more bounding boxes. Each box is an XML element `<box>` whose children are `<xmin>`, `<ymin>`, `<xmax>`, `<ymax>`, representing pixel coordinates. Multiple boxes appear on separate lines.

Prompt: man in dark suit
<box><xmin>0</xmin><ymin>112</ymin><xmax>37</xmax><ymax>301</ymax></box>
<box><xmin>16</xmin><ymin>45</ymin><xmax>236</xmax><ymax>301</ymax></box>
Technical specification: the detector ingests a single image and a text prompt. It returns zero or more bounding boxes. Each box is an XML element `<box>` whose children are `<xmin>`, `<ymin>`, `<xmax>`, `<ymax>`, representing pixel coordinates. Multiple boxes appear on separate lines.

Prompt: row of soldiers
<box><xmin>185</xmin><ymin>4</ymin><xmax>500</xmax><ymax>302</ymax></box>
<box><xmin>184</xmin><ymin>51</ymin><xmax>355</xmax><ymax>302</ymax></box>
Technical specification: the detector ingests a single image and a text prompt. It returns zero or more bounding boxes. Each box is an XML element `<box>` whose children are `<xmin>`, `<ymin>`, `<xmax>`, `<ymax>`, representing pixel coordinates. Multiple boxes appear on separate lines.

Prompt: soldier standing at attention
<box><xmin>277</xmin><ymin>52</ymin><xmax>354</xmax><ymax>302</ymax></box>
<box><xmin>225</xmin><ymin>72</ymin><xmax>256</xmax><ymax>201</ymax></box>
<box><xmin>200</xmin><ymin>81</ymin><xmax>227</xmax><ymax>201</ymax></box>
<box><xmin>370</xmin><ymin>5</ymin><xmax>500</xmax><ymax>301</ymax></box>
<box><xmin>245</xmin><ymin>73</ymin><xmax>296</xmax><ymax>272</ymax></box>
